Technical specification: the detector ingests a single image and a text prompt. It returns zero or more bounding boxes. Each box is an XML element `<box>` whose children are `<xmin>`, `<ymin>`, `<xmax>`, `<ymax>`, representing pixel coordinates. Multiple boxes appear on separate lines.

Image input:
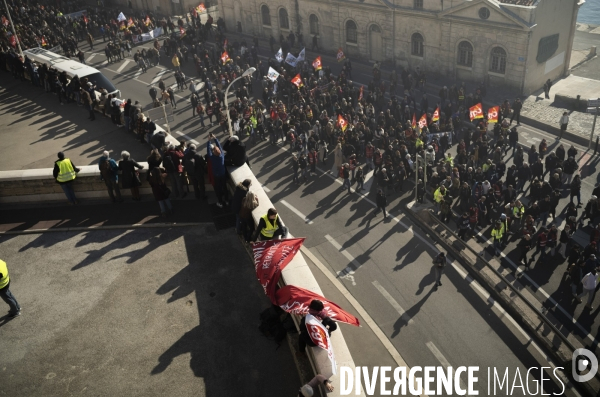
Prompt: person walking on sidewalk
<box><xmin>433</xmin><ymin>252</ymin><xmax>447</xmax><ymax>288</ymax></box>
<box><xmin>576</xmin><ymin>268</ymin><xmax>598</xmax><ymax>310</ymax></box>
<box><xmin>53</xmin><ymin>152</ymin><xmax>80</xmax><ymax>205</ymax></box>
<box><xmin>510</xmin><ymin>98</ymin><xmax>522</xmax><ymax>125</ymax></box>
<box><xmin>559</xmin><ymin>112</ymin><xmax>569</xmax><ymax>139</ymax></box>
<box><xmin>375</xmin><ymin>188</ymin><xmax>388</xmax><ymax>219</ymax></box>
<box><xmin>98</xmin><ymin>151</ymin><xmax>123</xmax><ymax>203</ymax></box>
<box><xmin>543</xmin><ymin>79</ymin><xmax>553</xmax><ymax>99</ymax></box>
<box><xmin>0</xmin><ymin>259</ymin><xmax>21</xmax><ymax>318</ymax></box>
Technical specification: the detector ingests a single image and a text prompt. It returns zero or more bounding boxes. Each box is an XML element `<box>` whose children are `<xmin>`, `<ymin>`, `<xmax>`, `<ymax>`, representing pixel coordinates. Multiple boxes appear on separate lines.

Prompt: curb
<box><xmin>0</xmin><ymin>222</ymin><xmax>209</xmax><ymax>236</ymax></box>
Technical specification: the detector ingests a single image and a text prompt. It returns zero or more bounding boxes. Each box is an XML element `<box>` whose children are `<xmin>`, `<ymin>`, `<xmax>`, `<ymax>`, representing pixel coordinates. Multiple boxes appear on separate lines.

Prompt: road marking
<box><xmin>475</xmin><ymin>230</ymin><xmax>600</xmax><ymax>347</ymax></box>
<box><xmin>174</xmin><ymin>130</ymin><xmax>199</xmax><ymax>145</ymax></box>
<box><xmin>372</xmin><ymin>281</ymin><xmax>414</xmax><ymax>325</ymax></box>
<box><xmin>298</xmin><ymin>244</ymin><xmax>428</xmax><ymax>397</ymax></box>
<box><xmin>116</xmin><ymin>59</ymin><xmax>131</xmax><ymax>73</ymax></box>
<box><xmin>134</xmin><ymin>69</ymin><xmax>143</xmax><ymax>78</ymax></box>
<box><xmin>261</xmin><ymin>185</ymin><xmax>271</xmax><ymax>193</ymax></box>
<box><xmin>86</xmin><ymin>53</ymin><xmax>97</xmax><ymax>63</ymax></box>
<box><xmin>425</xmin><ymin>342</ymin><xmax>467</xmax><ymax>392</ymax></box>
<box><xmin>150</xmin><ymin>70</ymin><xmax>167</xmax><ymax>85</ymax></box>
<box><xmin>325</xmin><ymin>234</ymin><xmax>363</xmax><ymax>286</ymax></box>
<box><xmin>280</xmin><ymin>200</ymin><xmax>314</xmax><ymax>224</ymax></box>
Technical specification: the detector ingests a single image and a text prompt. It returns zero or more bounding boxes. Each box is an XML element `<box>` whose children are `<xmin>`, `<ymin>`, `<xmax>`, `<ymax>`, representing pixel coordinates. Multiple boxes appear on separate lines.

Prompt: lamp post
<box><xmin>225</xmin><ymin>67</ymin><xmax>256</xmax><ymax>137</ymax></box>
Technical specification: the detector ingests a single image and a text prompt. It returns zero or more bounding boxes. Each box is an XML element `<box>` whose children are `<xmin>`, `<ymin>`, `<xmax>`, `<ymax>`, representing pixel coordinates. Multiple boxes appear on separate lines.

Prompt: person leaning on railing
<box><xmin>251</xmin><ymin>208</ymin><xmax>288</xmax><ymax>242</ymax></box>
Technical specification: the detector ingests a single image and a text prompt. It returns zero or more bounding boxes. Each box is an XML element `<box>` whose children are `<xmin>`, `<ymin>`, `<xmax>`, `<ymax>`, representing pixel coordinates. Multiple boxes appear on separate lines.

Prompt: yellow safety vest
<box><xmin>0</xmin><ymin>260</ymin><xmax>9</xmax><ymax>289</ymax></box>
<box><xmin>56</xmin><ymin>158</ymin><xmax>76</xmax><ymax>183</ymax></box>
<box><xmin>500</xmin><ymin>220</ymin><xmax>509</xmax><ymax>234</ymax></box>
<box><xmin>434</xmin><ymin>188</ymin><xmax>446</xmax><ymax>203</ymax></box>
<box><xmin>491</xmin><ymin>228</ymin><xmax>503</xmax><ymax>241</ymax></box>
<box><xmin>260</xmin><ymin>214</ymin><xmax>279</xmax><ymax>238</ymax></box>
<box><xmin>513</xmin><ymin>205</ymin><xmax>524</xmax><ymax>218</ymax></box>
<box><xmin>446</xmin><ymin>156</ymin><xmax>453</xmax><ymax>167</ymax></box>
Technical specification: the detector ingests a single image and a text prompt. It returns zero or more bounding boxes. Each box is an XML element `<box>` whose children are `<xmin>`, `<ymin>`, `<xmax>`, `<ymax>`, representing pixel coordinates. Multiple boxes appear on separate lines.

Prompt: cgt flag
<box><xmin>312</xmin><ymin>56</ymin><xmax>322</xmax><ymax>71</ymax></box>
<box><xmin>432</xmin><ymin>107</ymin><xmax>440</xmax><ymax>122</ymax></box>
<box><xmin>253</xmin><ymin>238</ymin><xmax>305</xmax><ymax>302</ymax></box>
<box><xmin>220</xmin><ymin>51</ymin><xmax>231</xmax><ymax>64</ymax></box>
<box><xmin>127</xmin><ymin>17</ymin><xmax>134</xmax><ymax>28</ymax></box>
<box><xmin>196</xmin><ymin>3</ymin><xmax>206</xmax><ymax>13</ymax></box>
<box><xmin>337</xmin><ymin>114</ymin><xmax>348</xmax><ymax>132</ymax></box>
<box><xmin>418</xmin><ymin>113</ymin><xmax>427</xmax><ymax>129</ymax></box>
<box><xmin>41</xmin><ymin>36</ymin><xmax>47</xmax><ymax>46</ymax></box>
<box><xmin>336</xmin><ymin>48</ymin><xmax>345</xmax><ymax>62</ymax></box>
<box><xmin>412</xmin><ymin>113</ymin><xmax>417</xmax><ymax>129</ymax></box>
<box><xmin>469</xmin><ymin>103</ymin><xmax>484</xmax><ymax>121</ymax></box>
<box><xmin>305</xmin><ymin>314</ymin><xmax>337</xmax><ymax>375</ymax></box>
<box><xmin>291</xmin><ymin>74</ymin><xmax>303</xmax><ymax>88</ymax></box>
<box><xmin>275</xmin><ymin>285</ymin><xmax>361</xmax><ymax>326</ymax></box>
<box><xmin>487</xmin><ymin>106</ymin><xmax>500</xmax><ymax>123</ymax></box>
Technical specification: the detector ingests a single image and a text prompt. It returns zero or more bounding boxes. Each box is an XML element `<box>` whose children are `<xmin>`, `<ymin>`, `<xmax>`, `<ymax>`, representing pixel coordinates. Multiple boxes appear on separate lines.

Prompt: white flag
<box><xmin>297</xmin><ymin>48</ymin><xmax>305</xmax><ymax>62</ymax></box>
<box><xmin>275</xmin><ymin>48</ymin><xmax>283</xmax><ymax>63</ymax></box>
<box><xmin>117</xmin><ymin>12</ymin><xmax>126</xmax><ymax>22</ymax></box>
<box><xmin>305</xmin><ymin>314</ymin><xmax>337</xmax><ymax>375</ymax></box>
<box><xmin>285</xmin><ymin>52</ymin><xmax>298</xmax><ymax>67</ymax></box>
<box><xmin>267</xmin><ymin>67</ymin><xmax>280</xmax><ymax>82</ymax></box>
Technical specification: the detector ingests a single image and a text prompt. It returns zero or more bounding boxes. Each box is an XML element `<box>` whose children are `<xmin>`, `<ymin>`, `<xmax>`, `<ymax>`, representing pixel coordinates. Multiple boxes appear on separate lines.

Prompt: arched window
<box><xmin>279</xmin><ymin>8</ymin><xmax>289</xmax><ymax>30</ymax></box>
<box><xmin>411</xmin><ymin>33</ymin><xmax>424</xmax><ymax>57</ymax></box>
<box><xmin>261</xmin><ymin>5</ymin><xmax>271</xmax><ymax>26</ymax></box>
<box><xmin>346</xmin><ymin>20</ymin><xmax>357</xmax><ymax>44</ymax></box>
<box><xmin>490</xmin><ymin>47</ymin><xmax>507</xmax><ymax>74</ymax></box>
<box><xmin>457</xmin><ymin>41</ymin><xmax>473</xmax><ymax>67</ymax></box>
<box><xmin>309</xmin><ymin>14</ymin><xmax>319</xmax><ymax>35</ymax></box>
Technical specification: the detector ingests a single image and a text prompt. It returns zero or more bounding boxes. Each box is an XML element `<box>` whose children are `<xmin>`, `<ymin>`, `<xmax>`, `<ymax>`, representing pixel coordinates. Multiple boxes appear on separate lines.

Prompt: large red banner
<box><xmin>253</xmin><ymin>238</ymin><xmax>305</xmax><ymax>303</ymax></box>
<box><xmin>275</xmin><ymin>285</ymin><xmax>360</xmax><ymax>326</ymax></box>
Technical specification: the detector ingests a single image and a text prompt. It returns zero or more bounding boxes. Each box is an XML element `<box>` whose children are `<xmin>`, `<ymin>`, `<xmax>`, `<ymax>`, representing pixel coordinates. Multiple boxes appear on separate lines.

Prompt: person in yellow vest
<box><xmin>251</xmin><ymin>208</ymin><xmax>289</xmax><ymax>242</ymax></box>
<box><xmin>491</xmin><ymin>221</ymin><xmax>504</xmax><ymax>256</ymax></box>
<box><xmin>0</xmin><ymin>259</ymin><xmax>21</xmax><ymax>318</ymax></box>
<box><xmin>52</xmin><ymin>152</ymin><xmax>80</xmax><ymax>205</ymax></box>
<box><xmin>172</xmin><ymin>53</ymin><xmax>180</xmax><ymax>71</ymax></box>
<box><xmin>433</xmin><ymin>185</ymin><xmax>447</xmax><ymax>215</ymax></box>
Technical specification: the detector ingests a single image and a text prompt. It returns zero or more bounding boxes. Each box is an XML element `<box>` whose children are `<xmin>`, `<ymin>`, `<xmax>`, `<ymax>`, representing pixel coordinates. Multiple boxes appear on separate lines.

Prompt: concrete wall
<box><xmin>522</xmin><ymin>0</ymin><xmax>580</xmax><ymax>95</ymax></box>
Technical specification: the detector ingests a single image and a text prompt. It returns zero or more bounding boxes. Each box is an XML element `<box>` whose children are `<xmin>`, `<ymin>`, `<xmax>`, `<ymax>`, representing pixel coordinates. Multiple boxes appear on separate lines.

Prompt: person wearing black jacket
<box><xmin>376</xmin><ymin>189</ymin><xmax>388</xmax><ymax>218</ymax></box>
<box><xmin>297</xmin><ymin>300</ymin><xmax>337</xmax><ymax>355</ymax></box>
<box><xmin>184</xmin><ymin>144</ymin><xmax>207</xmax><ymax>200</ymax></box>
<box><xmin>510</xmin><ymin>98</ymin><xmax>522</xmax><ymax>125</ymax></box>
<box><xmin>223</xmin><ymin>135</ymin><xmax>248</xmax><ymax>167</ymax></box>
<box><xmin>518</xmin><ymin>234</ymin><xmax>532</xmax><ymax>266</ymax></box>
<box><xmin>457</xmin><ymin>212</ymin><xmax>471</xmax><ymax>240</ymax></box>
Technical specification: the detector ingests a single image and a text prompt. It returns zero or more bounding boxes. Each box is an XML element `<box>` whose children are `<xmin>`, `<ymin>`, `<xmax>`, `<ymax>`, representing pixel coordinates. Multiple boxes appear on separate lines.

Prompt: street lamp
<box><xmin>225</xmin><ymin>67</ymin><xmax>256</xmax><ymax>137</ymax></box>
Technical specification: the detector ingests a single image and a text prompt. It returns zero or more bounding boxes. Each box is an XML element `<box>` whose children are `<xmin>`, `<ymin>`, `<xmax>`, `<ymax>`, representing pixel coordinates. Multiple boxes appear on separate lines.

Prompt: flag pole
<box><xmin>3</xmin><ymin>0</ymin><xmax>24</xmax><ymax>58</ymax></box>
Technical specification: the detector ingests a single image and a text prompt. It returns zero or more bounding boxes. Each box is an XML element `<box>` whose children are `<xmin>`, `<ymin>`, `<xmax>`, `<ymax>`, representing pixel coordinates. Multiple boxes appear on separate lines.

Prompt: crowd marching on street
<box><xmin>1</xmin><ymin>0</ymin><xmax>598</xmax><ymax>321</ymax></box>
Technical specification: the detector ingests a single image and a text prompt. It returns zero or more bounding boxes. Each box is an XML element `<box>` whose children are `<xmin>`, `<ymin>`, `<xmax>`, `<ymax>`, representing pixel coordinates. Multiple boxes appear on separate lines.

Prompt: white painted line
<box><xmin>150</xmin><ymin>70</ymin><xmax>167</xmax><ymax>85</ymax></box>
<box><xmin>425</xmin><ymin>342</ymin><xmax>468</xmax><ymax>392</ymax></box>
<box><xmin>261</xmin><ymin>184</ymin><xmax>271</xmax><ymax>193</ymax></box>
<box><xmin>298</xmin><ymin>244</ymin><xmax>428</xmax><ymax>397</ymax></box>
<box><xmin>280</xmin><ymin>200</ymin><xmax>314</xmax><ymax>224</ymax></box>
<box><xmin>475</xmin><ymin>230</ymin><xmax>600</xmax><ymax>347</ymax></box>
<box><xmin>372</xmin><ymin>281</ymin><xmax>414</xmax><ymax>325</ymax></box>
<box><xmin>134</xmin><ymin>69</ymin><xmax>143</xmax><ymax>78</ymax></box>
<box><xmin>325</xmin><ymin>234</ymin><xmax>362</xmax><ymax>286</ymax></box>
<box><xmin>116</xmin><ymin>59</ymin><xmax>131</xmax><ymax>73</ymax></box>
<box><xmin>174</xmin><ymin>130</ymin><xmax>199</xmax><ymax>145</ymax></box>
<box><xmin>86</xmin><ymin>53</ymin><xmax>97</xmax><ymax>63</ymax></box>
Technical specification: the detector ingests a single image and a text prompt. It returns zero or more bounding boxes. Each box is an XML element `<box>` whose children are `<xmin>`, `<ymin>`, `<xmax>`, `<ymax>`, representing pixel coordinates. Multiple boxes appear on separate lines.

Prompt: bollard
<box><xmin>595</xmin><ymin>136</ymin><xmax>599</xmax><ymax>156</ymax></box>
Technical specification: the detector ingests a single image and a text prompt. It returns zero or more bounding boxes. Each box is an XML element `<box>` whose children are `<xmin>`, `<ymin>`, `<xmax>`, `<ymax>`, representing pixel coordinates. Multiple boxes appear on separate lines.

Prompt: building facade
<box><xmin>217</xmin><ymin>0</ymin><xmax>584</xmax><ymax>95</ymax></box>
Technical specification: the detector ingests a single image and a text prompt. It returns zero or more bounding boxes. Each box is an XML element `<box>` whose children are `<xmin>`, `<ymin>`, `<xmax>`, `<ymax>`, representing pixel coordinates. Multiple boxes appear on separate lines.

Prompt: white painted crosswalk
<box><xmin>150</xmin><ymin>70</ymin><xmax>167</xmax><ymax>85</ymax></box>
<box><xmin>86</xmin><ymin>53</ymin><xmax>97</xmax><ymax>63</ymax></box>
<box><xmin>116</xmin><ymin>59</ymin><xmax>131</xmax><ymax>73</ymax></box>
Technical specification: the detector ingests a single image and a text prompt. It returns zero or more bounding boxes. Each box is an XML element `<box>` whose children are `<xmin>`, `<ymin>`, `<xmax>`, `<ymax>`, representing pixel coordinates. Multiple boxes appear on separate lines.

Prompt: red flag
<box><xmin>40</xmin><ymin>36</ymin><xmax>47</xmax><ymax>46</ymax></box>
<box><xmin>196</xmin><ymin>3</ymin><xmax>206</xmax><ymax>13</ymax></box>
<box><xmin>220</xmin><ymin>51</ymin><xmax>230</xmax><ymax>64</ymax></box>
<box><xmin>336</xmin><ymin>48</ymin><xmax>345</xmax><ymax>63</ymax></box>
<box><xmin>312</xmin><ymin>56</ymin><xmax>322</xmax><ymax>71</ymax></box>
<box><xmin>253</xmin><ymin>238</ymin><xmax>304</xmax><ymax>302</ymax></box>
<box><xmin>179</xmin><ymin>26</ymin><xmax>186</xmax><ymax>37</ymax></box>
<box><xmin>411</xmin><ymin>113</ymin><xmax>417</xmax><ymax>129</ymax></box>
<box><xmin>275</xmin><ymin>285</ymin><xmax>360</xmax><ymax>326</ymax></box>
<box><xmin>418</xmin><ymin>114</ymin><xmax>427</xmax><ymax>129</ymax></box>
<box><xmin>9</xmin><ymin>35</ymin><xmax>16</xmax><ymax>47</ymax></box>
<box><xmin>144</xmin><ymin>15</ymin><xmax>151</xmax><ymax>26</ymax></box>
<box><xmin>1</xmin><ymin>16</ymin><xmax>8</xmax><ymax>27</ymax></box>
<box><xmin>358</xmin><ymin>85</ymin><xmax>363</xmax><ymax>101</ymax></box>
<box><xmin>291</xmin><ymin>74</ymin><xmax>303</xmax><ymax>88</ymax></box>
<box><xmin>337</xmin><ymin>114</ymin><xmax>348</xmax><ymax>132</ymax></box>
<box><xmin>487</xmin><ymin>106</ymin><xmax>500</xmax><ymax>123</ymax></box>
<box><xmin>432</xmin><ymin>107</ymin><xmax>440</xmax><ymax>122</ymax></box>
<box><xmin>83</xmin><ymin>15</ymin><xmax>89</xmax><ymax>24</ymax></box>
<box><xmin>469</xmin><ymin>103</ymin><xmax>484</xmax><ymax>121</ymax></box>
<box><xmin>127</xmin><ymin>17</ymin><xmax>134</xmax><ymax>28</ymax></box>
<box><xmin>119</xmin><ymin>21</ymin><xmax>126</xmax><ymax>30</ymax></box>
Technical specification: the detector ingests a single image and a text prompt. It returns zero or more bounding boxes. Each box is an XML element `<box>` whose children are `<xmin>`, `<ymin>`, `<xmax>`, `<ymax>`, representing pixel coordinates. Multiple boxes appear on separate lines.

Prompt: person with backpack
<box><xmin>98</xmin><ymin>151</ymin><xmax>122</xmax><ymax>203</ymax></box>
<box><xmin>184</xmin><ymin>144</ymin><xmax>207</xmax><ymax>200</ymax></box>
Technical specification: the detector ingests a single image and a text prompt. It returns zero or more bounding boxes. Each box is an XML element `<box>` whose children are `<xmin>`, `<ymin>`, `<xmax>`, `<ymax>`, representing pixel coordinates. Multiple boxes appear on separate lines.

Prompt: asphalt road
<box><xmin>10</xmin><ymin>31</ymin><xmax>600</xmax><ymax>395</ymax></box>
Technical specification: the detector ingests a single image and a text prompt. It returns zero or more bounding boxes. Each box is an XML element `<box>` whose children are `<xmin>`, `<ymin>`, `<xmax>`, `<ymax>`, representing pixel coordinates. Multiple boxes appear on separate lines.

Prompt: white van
<box><xmin>23</xmin><ymin>48</ymin><xmax>120</xmax><ymax>97</ymax></box>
